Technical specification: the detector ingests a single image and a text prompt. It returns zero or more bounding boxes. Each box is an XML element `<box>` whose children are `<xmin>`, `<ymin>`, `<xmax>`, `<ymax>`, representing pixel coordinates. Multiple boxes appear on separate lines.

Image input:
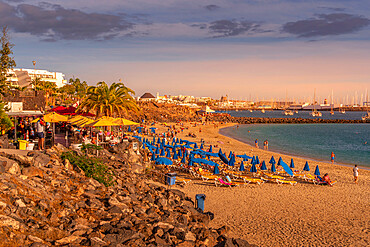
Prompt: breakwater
<box><xmin>206</xmin><ymin>114</ymin><xmax>368</xmax><ymax>124</ymax></box>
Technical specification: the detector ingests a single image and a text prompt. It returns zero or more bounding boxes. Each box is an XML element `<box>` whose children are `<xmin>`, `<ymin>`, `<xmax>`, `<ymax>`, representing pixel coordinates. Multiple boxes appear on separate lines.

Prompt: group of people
<box><xmin>6</xmin><ymin>116</ymin><xmax>48</xmax><ymax>150</ymax></box>
<box><xmin>254</xmin><ymin>139</ymin><xmax>269</xmax><ymax>150</ymax></box>
<box><xmin>322</xmin><ymin>164</ymin><xmax>359</xmax><ymax>186</ymax></box>
<box><xmin>330</xmin><ymin>152</ymin><xmax>359</xmax><ymax>183</ymax></box>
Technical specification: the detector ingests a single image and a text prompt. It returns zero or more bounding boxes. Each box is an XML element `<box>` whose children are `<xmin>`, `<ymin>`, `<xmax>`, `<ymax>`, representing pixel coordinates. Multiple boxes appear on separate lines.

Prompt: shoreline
<box><xmin>219</xmin><ymin>124</ymin><xmax>370</xmax><ymax>171</ymax></box>
<box><xmin>174</xmin><ymin>121</ymin><xmax>370</xmax><ymax>247</ymax></box>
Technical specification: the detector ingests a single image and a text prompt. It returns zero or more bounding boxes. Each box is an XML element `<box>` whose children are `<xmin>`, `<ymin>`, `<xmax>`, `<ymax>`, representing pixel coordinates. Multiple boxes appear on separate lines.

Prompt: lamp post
<box><xmin>32</xmin><ymin>61</ymin><xmax>36</xmax><ymax>89</ymax></box>
<box><xmin>32</xmin><ymin>60</ymin><xmax>36</xmax><ymax>78</ymax></box>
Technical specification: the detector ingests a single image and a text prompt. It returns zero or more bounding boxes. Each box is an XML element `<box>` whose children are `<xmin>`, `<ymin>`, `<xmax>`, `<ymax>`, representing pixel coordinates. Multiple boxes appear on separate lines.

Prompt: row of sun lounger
<box><xmin>151</xmin><ymin>145</ymin><xmax>328</xmax><ymax>187</ymax></box>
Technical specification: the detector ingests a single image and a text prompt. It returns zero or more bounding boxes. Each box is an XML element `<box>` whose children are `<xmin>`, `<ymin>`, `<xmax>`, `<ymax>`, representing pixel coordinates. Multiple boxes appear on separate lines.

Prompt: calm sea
<box><xmin>222</xmin><ymin>110</ymin><xmax>368</xmax><ymax>120</ymax></box>
<box><xmin>220</xmin><ymin>124</ymin><xmax>370</xmax><ymax>167</ymax></box>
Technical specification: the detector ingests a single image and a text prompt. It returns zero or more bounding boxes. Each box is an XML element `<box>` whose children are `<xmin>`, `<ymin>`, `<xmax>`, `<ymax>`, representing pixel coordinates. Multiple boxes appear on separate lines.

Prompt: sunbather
<box><xmin>322</xmin><ymin>173</ymin><xmax>334</xmax><ymax>186</ymax></box>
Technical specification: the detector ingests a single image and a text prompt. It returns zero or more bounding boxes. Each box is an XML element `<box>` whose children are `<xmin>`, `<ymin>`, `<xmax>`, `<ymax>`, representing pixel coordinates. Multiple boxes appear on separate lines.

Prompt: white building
<box><xmin>6</xmin><ymin>68</ymin><xmax>67</xmax><ymax>88</ymax></box>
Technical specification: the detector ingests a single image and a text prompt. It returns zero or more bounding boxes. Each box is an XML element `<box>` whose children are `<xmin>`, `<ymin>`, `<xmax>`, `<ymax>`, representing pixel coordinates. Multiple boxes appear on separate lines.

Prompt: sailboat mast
<box><xmin>285</xmin><ymin>89</ymin><xmax>287</xmax><ymax>109</ymax></box>
<box><xmin>367</xmin><ymin>89</ymin><xmax>369</xmax><ymax>113</ymax></box>
<box><xmin>313</xmin><ymin>88</ymin><xmax>316</xmax><ymax>112</ymax></box>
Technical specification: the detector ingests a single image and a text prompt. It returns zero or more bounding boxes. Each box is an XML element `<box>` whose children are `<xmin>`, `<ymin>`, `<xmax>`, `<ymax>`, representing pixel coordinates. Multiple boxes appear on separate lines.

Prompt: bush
<box><xmin>81</xmin><ymin>143</ymin><xmax>102</xmax><ymax>155</ymax></box>
<box><xmin>61</xmin><ymin>151</ymin><xmax>114</xmax><ymax>187</ymax></box>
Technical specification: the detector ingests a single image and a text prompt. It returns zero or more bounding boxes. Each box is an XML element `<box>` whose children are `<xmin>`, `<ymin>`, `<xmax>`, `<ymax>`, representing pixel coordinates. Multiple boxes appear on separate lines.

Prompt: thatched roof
<box><xmin>140</xmin><ymin>92</ymin><xmax>155</xmax><ymax>99</ymax></box>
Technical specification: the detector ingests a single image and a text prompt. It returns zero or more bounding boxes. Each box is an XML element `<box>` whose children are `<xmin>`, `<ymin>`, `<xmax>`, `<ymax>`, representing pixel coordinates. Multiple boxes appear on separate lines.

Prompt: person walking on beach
<box><xmin>353</xmin><ymin>165</ymin><xmax>359</xmax><ymax>184</ymax></box>
<box><xmin>331</xmin><ymin>152</ymin><xmax>335</xmax><ymax>164</ymax></box>
<box><xmin>255</xmin><ymin>139</ymin><xmax>258</xmax><ymax>148</ymax></box>
<box><xmin>265</xmin><ymin>140</ymin><xmax>269</xmax><ymax>150</ymax></box>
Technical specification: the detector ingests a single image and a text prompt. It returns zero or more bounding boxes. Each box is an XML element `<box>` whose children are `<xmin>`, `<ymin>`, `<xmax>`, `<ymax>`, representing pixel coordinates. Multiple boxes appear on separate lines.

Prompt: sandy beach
<box><xmin>151</xmin><ymin>122</ymin><xmax>370</xmax><ymax>246</ymax></box>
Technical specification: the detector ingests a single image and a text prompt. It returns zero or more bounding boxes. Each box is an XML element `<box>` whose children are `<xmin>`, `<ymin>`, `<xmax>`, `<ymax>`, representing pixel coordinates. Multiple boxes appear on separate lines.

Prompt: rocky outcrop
<box><xmin>0</xmin><ymin>144</ymin><xmax>254</xmax><ymax>246</ymax></box>
<box><xmin>127</xmin><ymin>102</ymin><xmax>199</xmax><ymax>123</ymax></box>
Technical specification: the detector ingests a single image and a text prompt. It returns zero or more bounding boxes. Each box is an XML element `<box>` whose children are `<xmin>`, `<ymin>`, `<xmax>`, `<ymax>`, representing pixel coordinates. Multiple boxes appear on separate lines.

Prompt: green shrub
<box><xmin>81</xmin><ymin>143</ymin><xmax>102</xmax><ymax>155</ymax></box>
<box><xmin>61</xmin><ymin>151</ymin><xmax>114</xmax><ymax>187</ymax></box>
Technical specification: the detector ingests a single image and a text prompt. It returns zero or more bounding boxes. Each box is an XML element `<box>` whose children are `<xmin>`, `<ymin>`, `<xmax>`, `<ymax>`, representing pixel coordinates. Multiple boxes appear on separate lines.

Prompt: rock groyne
<box><xmin>206</xmin><ymin>115</ymin><xmax>368</xmax><ymax>124</ymax></box>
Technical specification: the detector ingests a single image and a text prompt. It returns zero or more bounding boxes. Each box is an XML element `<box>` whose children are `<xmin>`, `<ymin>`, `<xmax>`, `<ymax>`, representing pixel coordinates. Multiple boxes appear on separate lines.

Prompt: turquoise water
<box><xmin>220</xmin><ymin>124</ymin><xmax>370</xmax><ymax>167</ymax></box>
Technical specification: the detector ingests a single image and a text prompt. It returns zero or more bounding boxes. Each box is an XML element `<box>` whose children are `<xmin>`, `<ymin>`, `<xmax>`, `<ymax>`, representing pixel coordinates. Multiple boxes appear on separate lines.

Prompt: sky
<box><xmin>1</xmin><ymin>0</ymin><xmax>370</xmax><ymax>103</ymax></box>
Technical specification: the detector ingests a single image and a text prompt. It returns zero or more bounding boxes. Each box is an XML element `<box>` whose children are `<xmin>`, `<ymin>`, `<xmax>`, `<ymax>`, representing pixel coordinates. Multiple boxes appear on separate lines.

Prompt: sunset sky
<box><xmin>1</xmin><ymin>0</ymin><xmax>369</xmax><ymax>103</ymax></box>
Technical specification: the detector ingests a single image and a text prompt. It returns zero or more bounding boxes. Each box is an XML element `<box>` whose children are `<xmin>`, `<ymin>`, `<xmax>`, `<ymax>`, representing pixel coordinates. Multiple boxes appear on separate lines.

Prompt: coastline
<box><xmin>172</xmin><ymin>121</ymin><xmax>370</xmax><ymax>247</ymax></box>
<box><xmin>219</xmin><ymin>124</ymin><xmax>370</xmax><ymax>171</ymax></box>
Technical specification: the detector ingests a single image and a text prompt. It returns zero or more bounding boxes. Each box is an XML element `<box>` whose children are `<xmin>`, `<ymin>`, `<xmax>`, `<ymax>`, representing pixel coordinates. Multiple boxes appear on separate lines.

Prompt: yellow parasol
<box><xmin>31</xmin><ymin>118</ymin><xmax>40</xmax><ymax>123</ymax></box>
<box><xmin>75</xmin><ymin>119</ymin><xmax>95</xmax><ymax>127</ymax></box>
<box><xmin>85</xmin><ymin>116</ymin><xmax>121</xmax><ymax>127</ymax></box>
<box><xmin>68</xmin><ymin>115</ymin><xmax>86</xmax><ymax>123</ymax></box>
<box><xmin>36</xmin><ymin>112</ymin><xmax>69</xmax><ymax>147</ymax></box>
<box><xmin>84</xmin><ymin>116</ymin><xmax>121</xmax><ymax>149</ymax></box>
<box><xmin>44</xmin><ymin>112</ymin><xmax>68</xmax><ymax>123</ymax></box>
<box><xmin>70</xmin><ymin>117</ymin><xmax>90</xmax><ymax>125</ymax></box>
<box><xmin>113</xmin><ymin>118</ymin><xmax>139</xmax><ymax>125</ymax></box>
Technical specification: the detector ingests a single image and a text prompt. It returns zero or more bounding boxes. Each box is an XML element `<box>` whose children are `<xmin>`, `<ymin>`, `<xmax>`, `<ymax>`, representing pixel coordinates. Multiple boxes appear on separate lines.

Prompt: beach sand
<box><xmin>151</xmin><ymin>122</ymin><xmax>370</xmax><ymax>246</ymax></box>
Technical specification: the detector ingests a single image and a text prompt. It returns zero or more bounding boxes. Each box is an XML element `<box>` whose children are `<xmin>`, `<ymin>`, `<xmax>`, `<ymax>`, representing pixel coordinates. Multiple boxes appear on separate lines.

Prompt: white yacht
<box><xmin>310</xmin><ymin>89</ymin><xmax>322</xmax><ymax>117</ymax></box>
<box><xmin>362</xmin><ymin>112</ymin><xmax>370</xmax><ymax>121</ymax></box>
<box><xmin>284</xmin><ymin>109</ymin><xmax>294</xmax><ymax>116</ymax></box>
<box><xmin>310</xmin><ymin>110</ymin><xmax>322</xmax><ymax>117</ymax></box>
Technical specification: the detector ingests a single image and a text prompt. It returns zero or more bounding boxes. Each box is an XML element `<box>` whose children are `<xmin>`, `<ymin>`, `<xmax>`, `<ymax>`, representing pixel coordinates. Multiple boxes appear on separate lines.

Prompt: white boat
<box><xmin>284</xmin><ymin>110</ymin><xmax>294</xmax><ymax>116</ymax></box>
<box><xmin>310</xmin><ymin>89</ymin><xmax>322</xmax><ymax>117</ymax></box>
<box><xmin>330</xmin><ymin>110</ymin><xmax>334</xmax><ymax>115</ymax></box>
<box><xmin>249</xmin><ymin>109</ymin><xmax>253</xmax><ymax>113</ymax></box>
<box><xmin>310</xmin><ymin>111</ymin><xmax>322</xmax><ymax>117</ymax></box>
<box><xmin>283</xmin><ymin>91</ymin><xmax>293</xmax><ymax>116</ymax></box>
<box><xmin>340</xmin><ymin>109</ymin><xmax>346</xmax><ymax>114</ymax></box>
<box><xmin>295</xmin><ymin>110</ymin><xmax>298</xmax><ymax>114</ymax></box>
<box><xmin>362</xmin><ymin>112</ymin><xmax>370</xmax><ymax>121</ymax></box>
<box><xmin>261</xmin><ymin>109</ymin><xmax>265</xmax><ymax>113</ymax></box>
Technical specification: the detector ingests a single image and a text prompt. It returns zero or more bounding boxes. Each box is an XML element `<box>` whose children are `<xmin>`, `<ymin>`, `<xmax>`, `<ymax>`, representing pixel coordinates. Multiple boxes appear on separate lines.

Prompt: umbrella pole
<box><xmin>65</xmin><ymin>130</ymin><xmax>68</xmax><ymax>147</ymax></box>
<box><xmin>96</xmin><ymin>129</ymin><xmax>99</xmax><ymax>157</ymax></box>
<box><xmin>14</xmin><ymin>117</ymin><xmax>17</xmax><ymax>142</ymax></box>
<box><xmin>53</xmin><ymin>122</ymin><xmax>55</xmax><ymax>147</ymax></box>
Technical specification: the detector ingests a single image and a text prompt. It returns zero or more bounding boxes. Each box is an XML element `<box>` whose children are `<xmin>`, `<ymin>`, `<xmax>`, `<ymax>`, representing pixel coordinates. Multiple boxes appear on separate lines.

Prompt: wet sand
<box><xmin>151</xmin><ymin>122</ymin><xmax>370</xmax><ymax>246</ymax></box>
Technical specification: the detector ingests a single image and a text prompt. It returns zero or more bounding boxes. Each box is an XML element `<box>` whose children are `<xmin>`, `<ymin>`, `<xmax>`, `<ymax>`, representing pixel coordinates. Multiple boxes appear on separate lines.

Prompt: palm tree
<box><xmin>73</xmin><ymin>79</ymin><xmax>88</xmax><ymax>102</ymax></box>
<box><xmin>78</xmin><ymin>81</ymin><xmax>139</xmax><ymax>118</ymax></box>
<box><xmin>31</xmin><ymin>78</ymin><xmax>57</xmax><ymax>106</ymax></box>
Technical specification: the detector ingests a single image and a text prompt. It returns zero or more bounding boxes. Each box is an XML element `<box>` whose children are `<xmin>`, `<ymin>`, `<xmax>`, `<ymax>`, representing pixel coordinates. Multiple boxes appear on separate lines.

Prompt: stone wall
<box><xmin>3</xmin><ymin>90</ymin><xmax>46</xmax><ymax>111</ymax></box>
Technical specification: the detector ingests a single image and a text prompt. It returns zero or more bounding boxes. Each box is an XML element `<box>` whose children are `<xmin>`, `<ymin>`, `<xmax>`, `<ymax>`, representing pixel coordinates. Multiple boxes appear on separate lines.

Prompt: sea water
<box><xmin>222</xmin><ymin>110</ymin><xmax>368</xmax><ymax>120</ymax></box>
<box><xmin>220</xmin><ymin>124</ymin><xmax>370</xmax><ymax>167</ymax></box>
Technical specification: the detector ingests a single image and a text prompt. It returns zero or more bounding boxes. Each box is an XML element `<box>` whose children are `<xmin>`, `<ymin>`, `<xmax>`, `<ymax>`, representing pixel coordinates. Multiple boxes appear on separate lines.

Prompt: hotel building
<box><xmin>6</xmin><ymin>68</ymin><xmax>67</xmax><ymax>88</ymax></box>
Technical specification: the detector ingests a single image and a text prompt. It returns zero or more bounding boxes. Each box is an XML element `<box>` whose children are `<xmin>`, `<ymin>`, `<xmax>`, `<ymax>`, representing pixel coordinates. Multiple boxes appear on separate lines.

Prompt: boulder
<box><xmin>55</xmin><ymin>235</ymin><xmax>85</xmax><ymax>245</ymax></box>
<box><xmin>90</xmin><ymin>237</ymin><xmax>108</xmax><ymax>247</ymax></box>
<box><xmin>185</xmin><ymin>231</ymin><xmax>196</xmax><ymax>242</ymax></box>
<box><xmin>22</xmin><ymin>166</ymin><xmax>44</xmax><ymax>178</ymax></box>
<box><xmin>7</xmin><ymin>162</ymin><xmax>21</xmax><ymax>175</ymax></box>
<box><xmin>27</xmin><ymin>235</ymin><xmax>45</xmax><ymax>243</ymax></box>
<box><xmin>0</xmin><ymin>215</ymin><xmax>22</xmax><ymax>230</ymax></box>
<box><xmin>127</xmin><ymin>149</ymin><xmax>141</xmax><ymax>164</ymax></box>
<box><xmin>131</xmin><ymin>163</ymin><xmax>144</xmax><ymax>174</ymax></box>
